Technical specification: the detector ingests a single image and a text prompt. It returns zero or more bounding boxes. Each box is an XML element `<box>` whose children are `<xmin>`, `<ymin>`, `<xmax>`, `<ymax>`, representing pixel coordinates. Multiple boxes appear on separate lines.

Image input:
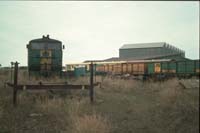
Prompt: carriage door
<box><xmin>154</xmin><ymin>63</ymin><xmax>161</xmax><ymax>73</ymax></box>
<box><xmin>40</xmin><ymin>45</ymin><xmax>52</xmax><ymax>71</ymax></box>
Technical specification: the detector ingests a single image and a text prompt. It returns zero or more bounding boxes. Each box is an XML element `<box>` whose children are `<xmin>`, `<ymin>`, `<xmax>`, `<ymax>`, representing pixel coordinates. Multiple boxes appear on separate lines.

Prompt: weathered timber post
<box><xmin>90</xmin><ymin>62</ymin><xmax>94</xmax><ymax>103</ymax></box>
<box><xmin>10</xmin><ymin>62</ymin><xmax>14</xmax><ymax>83</ymax></box>
<box><xmin>94</xmin><ymin>64</ymin><xmax>96</xmax><ymax>83</ymax></box>
<box><xmin>13</xmin><ymin>61</ymin><xmax>19</xmax><ymax>106</ymax></box>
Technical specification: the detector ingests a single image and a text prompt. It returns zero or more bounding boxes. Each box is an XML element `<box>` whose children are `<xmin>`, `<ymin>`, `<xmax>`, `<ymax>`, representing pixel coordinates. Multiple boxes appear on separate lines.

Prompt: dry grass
<box><xmin>73</xmin><ymin>114</ymin><xmax>111</xmax><ymax>133</ymax></box>
<box><xmin>0</xmin><ymin>106</ymin><xmax>2</xmax><ymax>120</ymax></box>
<box><xmin>101</xmin><ymin>76</ymin><xmax>142</xmax><ymax>93</ymax></box>
<box><xmin>0</xmin><ymin>69</ymin><xmax>199</xmax><ymax>133</ymax></box>
<box><xmin>66</xmin><ymin>99</ymin><xmax>111</xmax><ymax>133</ymax></box>
<box><xmin>36</xmin><ymin>97</ymin><xmax>66</xmax><ymax>112</ymax></box>
<box><xmin>158</xmin><ymin>79</ymin><xmax>182</xmax><ymax>105</ymax></box>
<box><xmin>153</xmin><ymin>78</ymin><xmax>199</xmax><ymax>133</ymax></box>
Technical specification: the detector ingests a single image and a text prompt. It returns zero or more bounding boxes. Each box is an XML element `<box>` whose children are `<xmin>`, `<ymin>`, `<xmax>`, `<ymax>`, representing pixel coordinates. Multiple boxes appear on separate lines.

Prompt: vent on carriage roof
<box><xmin>29</xmin><ymin>35</ymin><xmax>61</xmax><ymax>43</ymax></box>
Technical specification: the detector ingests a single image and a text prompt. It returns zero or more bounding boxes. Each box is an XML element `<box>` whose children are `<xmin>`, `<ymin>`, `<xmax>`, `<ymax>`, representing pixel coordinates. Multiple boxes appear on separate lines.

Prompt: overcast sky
<box><xmin>0</xmin><ymin>1</ymin><xmax>199</xmax><ymax>66</ymax></box>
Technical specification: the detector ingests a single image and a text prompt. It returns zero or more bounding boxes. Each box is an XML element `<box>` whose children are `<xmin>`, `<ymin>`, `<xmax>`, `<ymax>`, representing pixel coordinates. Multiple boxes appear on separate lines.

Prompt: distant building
<box><xmin>118</xmin><ymin>42</ymin><xmax>186</xmax><ymax>61</ymax></box>
<box><xmin>83</xmin><ymin>42</ymin><xmax>189</xmax><ymax>63</ymax></box>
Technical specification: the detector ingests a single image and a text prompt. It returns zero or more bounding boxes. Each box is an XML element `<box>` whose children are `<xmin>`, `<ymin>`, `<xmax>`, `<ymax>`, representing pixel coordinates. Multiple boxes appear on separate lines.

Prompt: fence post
<box><xmin>90</xmin><ymin>62</ymin><xmax>94</xmax><ymax>103</ymax></box>
<box><xmin>13</xmin><ymin>61</ymin><xmax>19</xmax><ymax>106</ymax></box>
<box><xmin>10</xmin><ymin>62</ymin><xmax>14</xmax><ymax>83</ymax></box>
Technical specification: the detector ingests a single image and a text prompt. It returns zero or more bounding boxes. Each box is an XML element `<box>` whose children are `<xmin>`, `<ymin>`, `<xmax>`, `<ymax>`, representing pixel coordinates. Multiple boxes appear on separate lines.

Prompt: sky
<box><xmin>0</xmin><ymin>1</ymin><xmax>199</xmax><ymax>66</ymax></box>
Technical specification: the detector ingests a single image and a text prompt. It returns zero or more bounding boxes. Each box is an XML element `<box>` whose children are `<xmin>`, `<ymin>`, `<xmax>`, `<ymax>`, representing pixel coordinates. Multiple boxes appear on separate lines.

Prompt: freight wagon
<box><xmin>95</xmin><ymin>59</ymin><xmax>200</xmax><ymax>79</ymax></box>
<box><xmin>65</xmin><ymin>61</ymin><xmax>125</xmax><ymax>77</ymax></box>
<box><xmin>95</xmin><ymin>60</ymin><xmax>170</xmax><ymax>76</ymax></box>
<box><xmin>147</xmin><ymin>59</ymin><xmax>199</xmax><ymax>78</ymax></box>
<box><xmin>64</xmin><ymin>59</ymin><xmax>199</xmax><ymax>79</ymax></box>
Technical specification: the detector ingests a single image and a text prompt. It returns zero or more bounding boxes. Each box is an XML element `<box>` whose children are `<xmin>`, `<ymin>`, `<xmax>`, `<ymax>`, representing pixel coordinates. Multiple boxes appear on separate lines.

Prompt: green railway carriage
<box><xmin>27</xmin><ymin>35</ymin><xmax>64</xmax><ymax>76</ymax></box>
<box><xmin>74</xmin><ymin>67</ymin><xmax>86</xmax><ymax>77</ymax></box>
<box><xmin>147</xmin><ymin>60</ymin><xmax>199</xmax><ymax>77</ymax></box>
<box><xmin>176</xmin><ymin>60</ymin><xmax>195</xmax><ymax>74</ymax></box>
<box><xmin>149</xmin><ymin>60</ymin><xmax>198</xmax><ymax>74</ymax></box>
<box><xmin>147</xmin><ymin>63</ymin><xmax>154</xmax><ymax>74</ymax></box>
<box><xmin>195</xmin><ymin>60</ymin><xmax>200</xmax><ymax>73</ymax></box>
<box><xmin>94</xmin><ymin>59</ymin><xmax>200</xmax><ymax>78</ymax></box>
<box><xmin>147</xmin><ymin>61</ymin><xmax>177</xmax><ymax>76</ymax></box>
<box><xmin>167</xmin><ymin>61</ymin><xmax>177</xmax><ymax>73</ymax></box>
<box><xmin>66</xmin><ymin>59</ymin><xmax>199</xmax><ymax>78</ymax></box>
<box><xmin>147</xmin><ymin>60</ymin><xmax>170</xmax><ymax>74</ymax></box>
<box><xmin>161</xmin><ymin>62</ymin><xmax>168</xmax><ymax>73</ymax></box>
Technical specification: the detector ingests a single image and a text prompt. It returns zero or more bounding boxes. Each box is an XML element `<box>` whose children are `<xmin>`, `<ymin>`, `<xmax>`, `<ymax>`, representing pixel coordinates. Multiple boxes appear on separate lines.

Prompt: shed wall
<box><xmin>119</xmin><ymin>47</ymin><xmax>185</xmax><ymax>59</ymax></box>
<box><xmin>119</xmin><ymin>47</ymin><xmax>164</xmax><ymax>58</ymax></box>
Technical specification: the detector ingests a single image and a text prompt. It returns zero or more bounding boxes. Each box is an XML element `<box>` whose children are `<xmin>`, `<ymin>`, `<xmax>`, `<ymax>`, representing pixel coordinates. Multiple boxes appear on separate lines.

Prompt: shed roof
<box><xmin>104</xmin><ymin>53</ymin><xmax>187</xmax><ymax>61</ymax></box>
<box><xmin>120</xmin><ymin>42</ymin><xmax>166</xmax><ymax>49</ymax></box>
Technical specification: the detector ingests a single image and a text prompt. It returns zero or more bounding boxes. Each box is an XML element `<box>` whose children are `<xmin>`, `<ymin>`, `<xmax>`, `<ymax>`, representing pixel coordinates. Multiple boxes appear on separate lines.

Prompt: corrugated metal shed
<box><xmin>120</xmin><ymin>42</ymin><xmax>165</xmax><ymax>49</ymax></box>
<box><xmin>104</xmin><ymin>53</ymin><xmax>188</xmax><ymax>62</ymax></box>
<box><xmin>119</xmin><ymin>42</ymin><xmax>185</xmax><ymax>59</ymax></box>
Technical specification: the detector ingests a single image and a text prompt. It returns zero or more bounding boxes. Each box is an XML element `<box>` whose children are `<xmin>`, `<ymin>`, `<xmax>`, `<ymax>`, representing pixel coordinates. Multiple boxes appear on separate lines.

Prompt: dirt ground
<box><xmin>0</xmin><ymin>70</ymin><xmax>199</xmax><ymax>133</ymax></box>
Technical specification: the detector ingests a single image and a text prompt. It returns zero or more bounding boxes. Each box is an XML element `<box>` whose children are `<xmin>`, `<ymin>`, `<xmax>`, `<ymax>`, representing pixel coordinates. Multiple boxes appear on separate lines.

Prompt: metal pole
<box><xmin>13</xmin><ymin>61</ymin><xmax>19</xmax><ymax>106</ymax></box>
<box><xmin>90</xmin><ymin>62</ymin><xmax>94</xmax><ymax>102</ymax></box>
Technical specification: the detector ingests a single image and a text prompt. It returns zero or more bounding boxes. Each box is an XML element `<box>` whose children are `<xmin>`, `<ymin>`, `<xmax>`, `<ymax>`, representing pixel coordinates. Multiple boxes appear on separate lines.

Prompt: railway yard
<box><xmin>0</xmin><ymin>2</ymin><xmax>199</xmax><ymax>133</ymax></box>
<box><xmin>0</xmin><ymin>36</ymin><xmax>199</xmax><ymax>133</ymax></box>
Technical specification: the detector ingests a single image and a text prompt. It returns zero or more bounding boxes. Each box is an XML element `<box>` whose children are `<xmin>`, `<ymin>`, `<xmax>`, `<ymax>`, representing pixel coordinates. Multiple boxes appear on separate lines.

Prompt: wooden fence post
<box><xmin>90</xmin><ymin>62</ymin><xmax>94</xmax><ymax>103</ymax></box>
<box><xmin>13</xmin><ymin>61</ymin><xmax>19</xmax><ymax>106</ymax></box>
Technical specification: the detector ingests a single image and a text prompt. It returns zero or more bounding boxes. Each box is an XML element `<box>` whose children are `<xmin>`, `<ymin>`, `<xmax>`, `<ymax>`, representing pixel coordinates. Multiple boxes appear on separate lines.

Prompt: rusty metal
<box><xmin>7</xmin><ymin>82</ymin><xmax>100</xmax><ymax>90</ymax></box>
<box><xmin>7</xmin><ymin>61</ymin><xmax>99</xmax><ymax>106</ymax></box>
